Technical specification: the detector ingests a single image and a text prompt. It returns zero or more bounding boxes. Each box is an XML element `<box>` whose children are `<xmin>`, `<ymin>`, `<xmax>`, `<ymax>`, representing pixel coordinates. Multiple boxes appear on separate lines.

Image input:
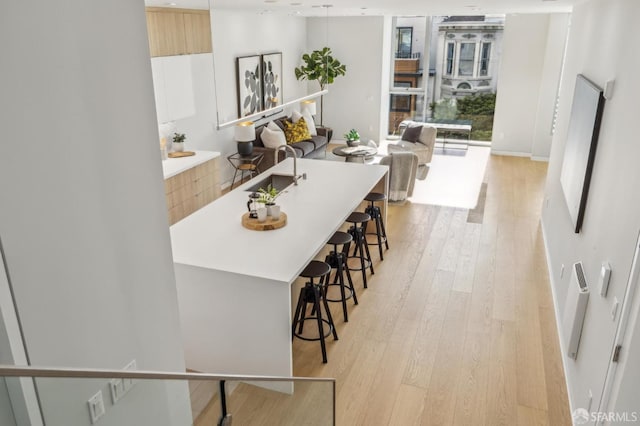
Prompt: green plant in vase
<box><xmin>344</xmin><ymin>129</ymin><xmax>360</xmax><ymax>147</ymax></box>
<box><xmin>172</xmin><ymin>132</ymin><xmax>186</xmax><ymax>152</ymax></box>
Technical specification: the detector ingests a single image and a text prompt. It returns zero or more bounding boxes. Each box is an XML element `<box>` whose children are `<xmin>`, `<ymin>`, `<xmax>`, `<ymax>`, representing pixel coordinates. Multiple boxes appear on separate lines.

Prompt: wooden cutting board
<box><xmin>241</xmin><ymin>212</ymin><xmax>287</xmax><ymax>231</ymax></box>
<box><xmin>169</xmin><ymin>151</ymin><xmax>196</xmax><ymax>158</ymax></box>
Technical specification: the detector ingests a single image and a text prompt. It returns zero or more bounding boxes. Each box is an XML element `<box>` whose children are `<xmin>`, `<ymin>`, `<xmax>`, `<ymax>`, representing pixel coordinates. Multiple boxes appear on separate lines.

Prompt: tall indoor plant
<box><xmin>294</xmin><ymin>47</ymin><xmax>346</xmax><ymax>126</ymax></box>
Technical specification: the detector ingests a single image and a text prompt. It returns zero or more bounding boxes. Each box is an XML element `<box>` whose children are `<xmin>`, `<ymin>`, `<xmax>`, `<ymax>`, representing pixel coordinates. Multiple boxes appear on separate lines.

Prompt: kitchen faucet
<box><xmin>276</xmin><ymin>144</ymin><xmax>304</xmax><ymax>185</ymax></box>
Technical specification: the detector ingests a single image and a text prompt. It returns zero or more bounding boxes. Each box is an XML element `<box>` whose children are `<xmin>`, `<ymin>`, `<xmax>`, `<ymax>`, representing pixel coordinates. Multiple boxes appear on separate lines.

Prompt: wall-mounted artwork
<box><xmin>236</xmin><ymin>55</ymin><xmax>263</xmax><ymax>117</ymax></box>
<box><xmin>560</xmin><ymin>74</ymin><xmax>606</xmax><ymax>233</ymax></box>
<box><xmin>262</xmin><ymin>52</ymin><xmax>283</xmax><ymax>110</ymax></box>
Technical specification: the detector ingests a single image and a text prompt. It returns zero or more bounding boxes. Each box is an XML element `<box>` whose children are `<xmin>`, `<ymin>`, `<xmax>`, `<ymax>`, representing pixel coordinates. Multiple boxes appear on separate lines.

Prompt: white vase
<box><xmin>173</xmin><ymin>142</ymin><xmax>184</xmax><ymax>152</ymax></box>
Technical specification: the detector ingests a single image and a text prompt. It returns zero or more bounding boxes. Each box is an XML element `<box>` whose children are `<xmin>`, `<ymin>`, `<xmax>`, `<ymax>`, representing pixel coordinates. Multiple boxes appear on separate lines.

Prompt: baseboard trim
<box><xmin>541</xmin><ymin>217</ymin><xmax>576</xmax><ymax>414</ymax></box>
<box><xmin>490</xmin><ymin>150</ymin><xmax>532</xmax><ymax>157</ymax></box>
<box><xmin>531</xmin><ymin>156</ymin><xmax>550</xmax><ymax>162</ymax></box>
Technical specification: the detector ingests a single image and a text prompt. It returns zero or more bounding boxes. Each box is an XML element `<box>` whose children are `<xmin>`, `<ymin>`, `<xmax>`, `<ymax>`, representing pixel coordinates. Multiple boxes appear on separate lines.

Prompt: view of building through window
<box><xmin>388</xmin><ymin>15</ymin><xmax>505</xmax><ymax>142</ymax></box>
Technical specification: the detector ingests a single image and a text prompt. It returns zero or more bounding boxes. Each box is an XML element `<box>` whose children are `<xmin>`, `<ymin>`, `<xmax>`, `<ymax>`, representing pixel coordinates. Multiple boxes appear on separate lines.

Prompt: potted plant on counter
<box><xmin>258</xmin><ymin>184</ymin><xmax>280</xmax><ymax>217</ymax></box>
<box><xmin>172</xmin><ymin>133</ymin><xmax>186</xmax><ymax>152</ymax></box>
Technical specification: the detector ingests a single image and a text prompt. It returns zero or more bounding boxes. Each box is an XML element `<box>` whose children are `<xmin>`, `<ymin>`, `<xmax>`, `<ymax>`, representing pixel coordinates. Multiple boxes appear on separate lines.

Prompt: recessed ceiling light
<box><xmin>264</xmin><ymin>0</ymin><xmax>277</xmax><ymax>3</ymax></box>
<box><xmin>165</xmin><ymin>2</ymin><xmax>177</xmax><ymax>5</ymax></box>
<box><xmin>291</xmin><ymin>2</ymin><xmax>302</xmax><ymax>5</ymax></box>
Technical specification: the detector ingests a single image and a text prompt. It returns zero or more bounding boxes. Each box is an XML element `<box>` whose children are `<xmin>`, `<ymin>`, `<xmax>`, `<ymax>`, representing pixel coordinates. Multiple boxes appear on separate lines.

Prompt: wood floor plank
<box><xmin>402</xmin><ymin>270</ymin><xmax>454</xmax><ymax>389</ymax></box>
<box><xmin>452</xmin><ymin>329</ymin><xmax>491</xmax><ymax>425</ymax></box>
<box><xmin>421</xmin><ymin>290</ymin><xmax>471</xmax><ymax>425</ymax></box>
<box><xmin>452</xmin><ymin>222</ymin><xmax>482</xmax><ymax>293</ymax></box>
<box><xmin>486</xmin><ymin>320</ymin><xmax>518</xmax><ymax>426</ymax></box>
<box><xmin>517</xmin><ymin>404</ymin><xmax>550</xmax><ymax>426</ymax></box>
<box><xmin>387</xmin><ymin>384</ymin><xmax>427</xmax><ymax>426</ymax></box>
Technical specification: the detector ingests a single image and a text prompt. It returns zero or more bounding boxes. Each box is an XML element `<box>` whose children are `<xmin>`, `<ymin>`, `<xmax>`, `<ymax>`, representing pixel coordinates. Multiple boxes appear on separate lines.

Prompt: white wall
<box><xmin>307</xmin><ymin>17</ymin><xmax>386</xmax><ymax>142</ymax></box>
<box><xmin>0</xmin><ymin>0</ymin><xmax>190</xmax><ymax>424</ymax></box>
<box><xmin>210</xmin><ymin>10</ymin><xmax>308</xmax><ymax>184</ymax></box>
<box><xmin>0</xmin><ymin>380</ymin><xmax>16</xmax><ymax>426</ymax></box>
<box><xmin>542</xmin><ymin>0</ymin><xmax>640</xmax><ymax>414</ymax></box>
<box><xmin>492</xmin><ymin>14</ymin><xmax>551</xmax><ymax>155</ymax></box>
<box><xmin>531</xmin><ymin>14</ymin><xmax>570</xmax><ymax>160</ymax></box>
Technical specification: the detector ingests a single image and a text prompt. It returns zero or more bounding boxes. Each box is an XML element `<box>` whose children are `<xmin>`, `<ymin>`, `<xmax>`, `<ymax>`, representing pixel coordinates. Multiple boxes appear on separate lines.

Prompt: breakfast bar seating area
<box><xmin>170</xmin><ymin>158</ymin><xmax>389</xmax><ymax>391</ymax></box>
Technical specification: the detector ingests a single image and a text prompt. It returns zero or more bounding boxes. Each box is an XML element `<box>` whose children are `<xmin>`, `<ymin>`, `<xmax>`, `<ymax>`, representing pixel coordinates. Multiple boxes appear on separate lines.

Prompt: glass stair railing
<box><xmin>0</xmin><ymin>365</ymin><xmax>335</xmax><ymax>426</ymax></box>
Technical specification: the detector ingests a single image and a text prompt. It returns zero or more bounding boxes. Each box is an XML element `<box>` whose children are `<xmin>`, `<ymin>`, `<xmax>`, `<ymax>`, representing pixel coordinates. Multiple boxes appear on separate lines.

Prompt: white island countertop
<box><xmin>170</xmin><ymin>158</ymin><xmax>388</xmax><ymax>284</ymax></box>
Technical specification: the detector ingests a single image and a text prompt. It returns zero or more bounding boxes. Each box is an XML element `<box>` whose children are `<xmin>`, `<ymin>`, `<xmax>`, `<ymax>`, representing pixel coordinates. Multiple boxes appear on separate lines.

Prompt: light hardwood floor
<box><xmin>194</xmin><ymin>153</ymin><xmax>571</xmax><ymax>425</ymax></box>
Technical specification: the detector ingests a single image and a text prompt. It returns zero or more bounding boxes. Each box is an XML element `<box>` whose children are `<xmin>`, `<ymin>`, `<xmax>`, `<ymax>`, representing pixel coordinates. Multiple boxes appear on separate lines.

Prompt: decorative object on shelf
<box><xmin>237</xmin><ymin>55</ymin><xmax>263</xmax><ymax>117</ymax></box>
<box><xmin>300</xmin><ymin>100</ymin><xmax>317</xmax><ymax>124</ymax></box>
<box><xmin>294</xmin><ymin>47</ymin><xmax>346</xmax><ymax>125</ymax></box>
<box><xmin>344</xmin><ymin>129</ymin><xmax>360</xmax><ymax>147</ymax></box>
<box><xmin>262</xmin><ymin>52</ymin><xmax>282</xmax><ymax>109</ymax></box>
<box><xmin>235</xmin><ymin>121</ymin><xmax>255</xmax><ymax>155</ymax></box>
<box><xmin>172</xmin><ymin>132</ymin><xmax>186</xmax><ymax>152</ymax></box>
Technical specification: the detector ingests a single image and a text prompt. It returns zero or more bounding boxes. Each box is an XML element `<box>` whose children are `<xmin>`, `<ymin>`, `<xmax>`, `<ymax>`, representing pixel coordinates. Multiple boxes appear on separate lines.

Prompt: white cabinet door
<box><xmin>151</xmin><ymin>56</ymin><xmax>196</xmax><ymax>123</ymax></box>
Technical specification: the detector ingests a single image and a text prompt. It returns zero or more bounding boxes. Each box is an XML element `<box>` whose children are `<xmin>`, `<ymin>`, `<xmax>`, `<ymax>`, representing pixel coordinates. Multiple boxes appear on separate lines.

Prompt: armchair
<box><xmin>387</xmin><ymin>121</ymin><xmax>436</xmax><ymax>166</ymax></box>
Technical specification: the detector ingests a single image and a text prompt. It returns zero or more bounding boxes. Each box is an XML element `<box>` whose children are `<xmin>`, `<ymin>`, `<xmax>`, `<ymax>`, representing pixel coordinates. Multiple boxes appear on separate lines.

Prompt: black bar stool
<box><xmin>346</xmin><ymin>212</ymin><xmax>374</xmax><ymax>289</ymax></box>
<box><xmin>364</xmin><ymin>192</ymin><xmax>389</xmax><ymax>260</ymax></box>
<box><xmin>292</xmin><ymin>260</ymin><xmax>338</xmax><ymax>363</ymax></box>
<box><xmin>324</xmin><ymin>231</ymin><xmax>358</xmax><ymax>322</ymax></box>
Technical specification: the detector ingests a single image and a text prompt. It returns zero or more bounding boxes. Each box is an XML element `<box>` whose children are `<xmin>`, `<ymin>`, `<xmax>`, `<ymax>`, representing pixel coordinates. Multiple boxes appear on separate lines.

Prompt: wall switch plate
<box><xmin>587</xmin><ymin>389</ymin><xmax>593</xmax><ymax>411</ymax></box>
<box><xmin>611</xmin><ymin>297</ymin><xmax>620</xmax><ymax>321</ymax></box>
<box><xmin>88</xmin><ymin>391</ymin><xmax>105</xmax><ymax>424</ymax></box>
<box><xmin>560</xmin><ymin>264</ymin><xmax>565</xmax><ymax>279</ymax></box>
<box><xmin>123</xmin><ymin>359</ymin><xmax>137</xmax><ymax>392</ymax></box>
<box><xmin>109</xmin><ymin>378</ymin><xmax>125</xmax><ymax>404</ymax></box>
<box><xmin>599</xmin><ymin>262</ymin><xmax>612</xmax><ymax>297</ymax></box>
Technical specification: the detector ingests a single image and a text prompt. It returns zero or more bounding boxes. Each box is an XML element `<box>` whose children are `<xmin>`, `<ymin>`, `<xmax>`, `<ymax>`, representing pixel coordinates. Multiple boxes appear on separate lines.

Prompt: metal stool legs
<box><xmin>324</xmin><ymin>232</ymin><xmax>358</xmax><ymax>322</ymax></box>
<box><xmin>346</xmin><ymin>212</ymin><xmax>374</xmax><ymax>289</ymax></box>
<box><xmin>291</xmin><ymin>261</ymin><xmax>337</xmax><ymax>363</ymax></box>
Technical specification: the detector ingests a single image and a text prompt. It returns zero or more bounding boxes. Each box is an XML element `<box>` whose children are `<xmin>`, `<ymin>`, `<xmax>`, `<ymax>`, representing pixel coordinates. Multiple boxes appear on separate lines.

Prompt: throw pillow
<box><xmin>283</xmin><ymin>117</ymin><xmax>311</xmax><ymax>144</ymax></box>
<box><xmin>402</xmin><ymin>124</ymin><xmax>422</xmax><ymax>143</ymax></box>
<box><xmin>268</xmin><ymin>120</ymin><xmax>285</xmax><ymax>132</ymax></box>
<box><xmin>261</xmin><ymin>125</ymin><xmax>286</xmax><ymax>149</ymax></box>
<box><xmin>418</xmin><ymin>125</ymin><xmax>437</xmax><ymax>146</ymax></box>
<box><xmin>293</xmin><ymin>110</ymin><xmax>317</xmax><ymax>136</ymax></box>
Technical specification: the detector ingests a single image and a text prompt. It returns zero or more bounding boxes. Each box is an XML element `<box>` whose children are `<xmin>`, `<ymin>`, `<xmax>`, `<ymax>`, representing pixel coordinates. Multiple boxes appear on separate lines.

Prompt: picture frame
<box><xmin>261</xmin><ymin>52</ymin><xmax>283</xmax><ymax>110</ymax></box>
<box><xmin>560</xmin><ymin>74</ymin><xmax>606</xmax><ymax>233</ymax></box>
<box><xmin>236</xmin><ymin>55</ymin><xmax>263</xmax><ymax>117</ymax></box>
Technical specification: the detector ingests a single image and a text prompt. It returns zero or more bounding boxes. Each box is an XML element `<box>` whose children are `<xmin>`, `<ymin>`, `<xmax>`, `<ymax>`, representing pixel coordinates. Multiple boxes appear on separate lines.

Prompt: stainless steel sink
<box><xmin>244</xmin><ymin>173</ymin><xmax>296</xmax><ymax>193</ymax></box>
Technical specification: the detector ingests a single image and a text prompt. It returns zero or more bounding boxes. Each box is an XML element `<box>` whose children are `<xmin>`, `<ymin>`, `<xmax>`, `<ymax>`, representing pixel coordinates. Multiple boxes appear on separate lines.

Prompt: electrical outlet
<box><xmin>88</xmin><ymin>391</ymin><xmax>105</xmax><ymax>424</ymax></box>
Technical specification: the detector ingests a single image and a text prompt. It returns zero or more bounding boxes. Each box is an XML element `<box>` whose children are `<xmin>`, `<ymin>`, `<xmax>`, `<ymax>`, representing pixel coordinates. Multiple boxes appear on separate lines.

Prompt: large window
<box><xmin>480</xmin><ymin>42</ymin><xmax>491</xmax><ymax>76</ymax></box>
<box><xmin>458</xmin><ymin>43</ymin><xmax>475</xmax><ymax>76</ymax></box>
<box><xmin>396</xmin><ymin>27</ymin><xmax>413</xmax><ymax>58</ymax></box>
<box><xmin>445</xmin><ymin>42</ymin><xmax>455</xmax><ymax>76</ymax></box>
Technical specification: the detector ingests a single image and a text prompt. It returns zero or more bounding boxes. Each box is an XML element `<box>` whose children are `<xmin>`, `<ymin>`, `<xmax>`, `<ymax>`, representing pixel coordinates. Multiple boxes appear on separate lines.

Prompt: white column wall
<box><xmin>0</xmin><ymin>0</ymin><xmax>190</xmax><ymax>424</ymax></box>
<box><xmin>531</xmin><ymin>13</ymin><xmax>571</xmax><ymax>160</ymax></box>
<box><xmin>491</xmin><ymin>14</ymin><xmax>551</xmax><ymax>155</ymax></box>
<box><xmin>307</xmin><ymin>17</ymin><xmax>386</xmax><ymax>143</ymax></box>
<box><xmin>542</xmin><ymin>0</ymin><xmax>640</xmax><ymax>413</ymax></box>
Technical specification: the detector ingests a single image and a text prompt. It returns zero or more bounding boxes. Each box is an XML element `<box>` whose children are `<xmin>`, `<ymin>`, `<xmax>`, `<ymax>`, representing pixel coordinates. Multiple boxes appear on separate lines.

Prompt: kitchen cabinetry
<box><xmin>163</xmin><ymin>153</ymin><xmax>221</xmax><ymax>225</ymax></box>
<box><xmin>146</xmin><ymin>8</ymin><xmax>212</xmax><ymax>57</ymax></box>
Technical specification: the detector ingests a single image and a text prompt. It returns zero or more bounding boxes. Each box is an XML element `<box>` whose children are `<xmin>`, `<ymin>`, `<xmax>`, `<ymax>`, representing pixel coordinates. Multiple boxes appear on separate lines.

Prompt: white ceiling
<box><xmin>145</xmin><ymin>0</ymin><xmax>583</xmax><ymax>16</ymax></box>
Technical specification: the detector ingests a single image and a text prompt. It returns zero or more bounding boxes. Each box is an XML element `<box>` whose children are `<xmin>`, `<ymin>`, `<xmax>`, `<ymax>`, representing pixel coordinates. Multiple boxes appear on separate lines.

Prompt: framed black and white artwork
<box><xmin>560</xmin><ymin>74</ymin><xmax>606</xmax><ymax>233</ymax></box>
<box><xmin>261</xmin><ymin>52</ymin><xmax>283</xmax><ymax>110</ymax></box>
<box><xmin>236</xmin><ymin>55</ymin><xmax>263</xmax><ymax>117</ymax></box>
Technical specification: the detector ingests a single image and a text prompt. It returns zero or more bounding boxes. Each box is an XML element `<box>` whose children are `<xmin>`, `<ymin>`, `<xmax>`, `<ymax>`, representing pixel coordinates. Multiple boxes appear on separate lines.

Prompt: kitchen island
<box><xmin>170</xmin><ymin>158</ymin><xmax>388</xmax><ymax>390</ymax></box>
